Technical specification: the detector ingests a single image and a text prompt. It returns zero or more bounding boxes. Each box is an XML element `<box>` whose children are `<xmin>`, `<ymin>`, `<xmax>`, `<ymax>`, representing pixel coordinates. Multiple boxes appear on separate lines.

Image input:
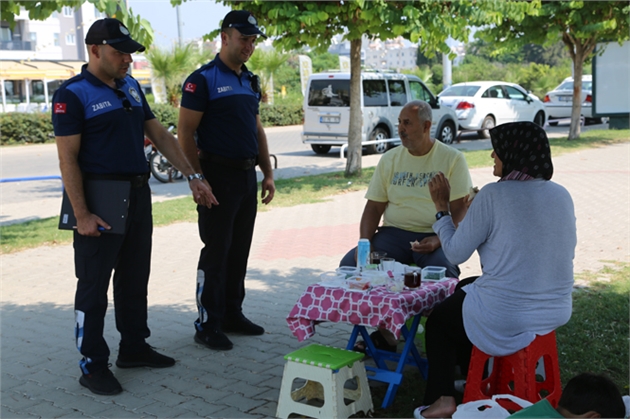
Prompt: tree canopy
<box><xmin>1</xmin><ymin>0</ymin><xmax>154</xmax><ymax>47</ymax></box>
<box><xmin>476</xmin><ymin>0</ymin><xmax>630</xmax><ymax>139</ymax></box>
<box><xmin>211</xmin><ymin>0</ymin><xmax>536</xmax><ymax>176</ymax></box>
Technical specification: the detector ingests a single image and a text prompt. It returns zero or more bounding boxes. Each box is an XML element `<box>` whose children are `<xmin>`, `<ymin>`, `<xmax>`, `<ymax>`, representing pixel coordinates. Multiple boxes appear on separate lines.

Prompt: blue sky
<box><xmin>127</xmin><ymin>0</ymin><xmax>231</xmax><ymax>48</ymax></box>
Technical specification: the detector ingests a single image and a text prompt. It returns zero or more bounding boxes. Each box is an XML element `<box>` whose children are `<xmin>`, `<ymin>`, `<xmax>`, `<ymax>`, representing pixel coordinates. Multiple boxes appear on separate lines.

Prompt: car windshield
<box><xmin>557</xmin><ymin>80</ymin><xmax>593</xmax><ymax>91</ymax></box>
<box><xmin>440</xmin><ymin>85</ymin><xmax>480</xmax><ymax>97</ymax></box>
<box><xmin>308</xmin><ymin>80</ymin><xmax>350</xmax><ymax>107</ymax></box>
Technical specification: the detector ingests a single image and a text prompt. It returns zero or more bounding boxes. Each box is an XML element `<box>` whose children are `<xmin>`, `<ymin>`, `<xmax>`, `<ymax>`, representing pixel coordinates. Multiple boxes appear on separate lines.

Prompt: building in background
<box><xmin>326</xmin><ymin>36</ymin><xmax>418</xmax><ymax>72</ymax></box>
<box><xmin>329</xmin><ymin>36</ymin><xmax>466</xmax><ymax>73</ymax></box>
<box><xmin>0</xmin><ymin>4</ymin><xmax>106</xmax><ymax>112</ymax></box>
<box><xmin>363</xmin><ymin>37</ymin><xmax>418</xmax><ymax>71</ymax></box>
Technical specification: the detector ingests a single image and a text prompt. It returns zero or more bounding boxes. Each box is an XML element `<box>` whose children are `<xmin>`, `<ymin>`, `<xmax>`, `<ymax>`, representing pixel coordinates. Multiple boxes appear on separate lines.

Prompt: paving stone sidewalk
<box><xmin>1</xmin><ymin>143</ymin><xmax>628</xmax><ymax>418</ymax></box>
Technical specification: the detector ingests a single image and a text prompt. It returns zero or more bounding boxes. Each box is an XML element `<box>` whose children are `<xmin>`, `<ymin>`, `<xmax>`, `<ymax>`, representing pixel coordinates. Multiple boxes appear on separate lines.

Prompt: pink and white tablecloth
<box><xmin>287</xmin><ymin>278</ymin><xmax>458</xmax><ymax>342</ymax></box>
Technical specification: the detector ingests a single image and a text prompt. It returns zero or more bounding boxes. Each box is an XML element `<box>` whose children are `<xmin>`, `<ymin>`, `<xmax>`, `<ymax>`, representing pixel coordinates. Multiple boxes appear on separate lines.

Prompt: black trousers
<box><xmin>195</xmin><ymin>161</ymin><xmax>258</xmax><ymax>331</ymax></box>
<box><xmin>423</xmin><ymin>276</ymin><xmax>478</xmax><ymax>405</ymax></box>
<box><xmin>74</xmin><ymin>184</ymin><xmax>152</xmax><ymax>374</ymax></box>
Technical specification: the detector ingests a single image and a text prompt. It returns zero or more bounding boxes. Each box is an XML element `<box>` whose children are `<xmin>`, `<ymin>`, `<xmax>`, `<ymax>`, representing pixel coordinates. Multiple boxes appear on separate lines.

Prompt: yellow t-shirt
<box><xmin>365</xmin><ymin>141</ymin><xmax>472</xmax><ymax>233</ymax></box>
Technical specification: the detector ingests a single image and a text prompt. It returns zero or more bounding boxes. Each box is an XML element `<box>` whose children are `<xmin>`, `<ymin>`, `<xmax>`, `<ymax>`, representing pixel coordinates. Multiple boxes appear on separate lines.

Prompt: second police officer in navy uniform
<box><xmin>52</xmin><ymin>18</ymin><xmax>213</xmax><ymax>395</ymax></box>
<box><xmin>178</xmin><ymin>10</ymin><xmax>276</xmax><ymax>351</ymax></box>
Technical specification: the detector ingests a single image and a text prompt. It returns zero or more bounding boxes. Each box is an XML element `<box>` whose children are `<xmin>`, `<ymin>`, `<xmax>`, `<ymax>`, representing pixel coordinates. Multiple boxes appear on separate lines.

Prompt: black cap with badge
<box><xmin>221</xmin><ymin>10</ymin><xmax>267</xmax><ymax>39</ymax></box>
<box><xmin>85</xmin><ymin>18</ymin><xmax>146</xmax><ymax>53</ymax></box>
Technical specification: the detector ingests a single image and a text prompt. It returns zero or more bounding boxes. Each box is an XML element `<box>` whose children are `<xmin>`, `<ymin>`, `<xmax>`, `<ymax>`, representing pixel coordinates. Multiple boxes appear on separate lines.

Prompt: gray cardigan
<box><xmin>433</xmin><ymin>179</ymin><xmax>576</xmax><ymax>356</ymax></box>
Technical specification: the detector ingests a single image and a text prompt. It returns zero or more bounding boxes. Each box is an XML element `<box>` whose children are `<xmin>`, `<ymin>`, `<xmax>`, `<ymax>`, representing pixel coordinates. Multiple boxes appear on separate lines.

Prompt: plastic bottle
<box><xmin>357</xmin><ymin>238</ymin><xmax>370</xmax><ymax>269</ymax></box>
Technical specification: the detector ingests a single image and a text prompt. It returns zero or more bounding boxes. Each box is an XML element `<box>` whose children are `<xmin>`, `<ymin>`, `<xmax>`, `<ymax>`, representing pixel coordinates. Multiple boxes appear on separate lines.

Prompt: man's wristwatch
<box><xmin>435</xmin><ymin>210</ymin><xmax>451</xmax><ymax>221</ymax></box>
<box><xmin>187</xmin><ymin>173</ymin><xmax>204</xmax><ymax>182</ymax></box>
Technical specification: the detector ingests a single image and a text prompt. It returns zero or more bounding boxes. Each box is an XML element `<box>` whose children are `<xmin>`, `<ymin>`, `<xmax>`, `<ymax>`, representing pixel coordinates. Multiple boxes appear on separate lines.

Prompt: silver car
<box><xmin>543</xmin><ymin>75</ymin><xmax>603</xmax><ymax>125</ymax></box>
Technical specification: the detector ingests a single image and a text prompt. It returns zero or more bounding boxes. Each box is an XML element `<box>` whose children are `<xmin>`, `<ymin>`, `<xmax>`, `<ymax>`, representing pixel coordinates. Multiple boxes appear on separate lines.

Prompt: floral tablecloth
<box><xmin>287</xmin><ymin>278</ymin><xmax>458</xmax><ymax>342</ymax></box>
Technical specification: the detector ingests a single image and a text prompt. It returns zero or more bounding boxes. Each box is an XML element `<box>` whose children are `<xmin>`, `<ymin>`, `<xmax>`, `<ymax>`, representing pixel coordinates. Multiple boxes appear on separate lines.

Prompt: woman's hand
<box><xmin>429</xmin><ymin>172</ymin><xmax>451</xmax><ymax>212</ymax></box>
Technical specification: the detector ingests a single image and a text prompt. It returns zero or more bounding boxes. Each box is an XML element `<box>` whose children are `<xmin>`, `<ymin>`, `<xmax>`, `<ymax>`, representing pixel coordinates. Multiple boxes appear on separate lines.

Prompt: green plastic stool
<box><xmin>276</xmin><ymin>344</ymin><xmax>373</xmax><ymax>419</ymax></box>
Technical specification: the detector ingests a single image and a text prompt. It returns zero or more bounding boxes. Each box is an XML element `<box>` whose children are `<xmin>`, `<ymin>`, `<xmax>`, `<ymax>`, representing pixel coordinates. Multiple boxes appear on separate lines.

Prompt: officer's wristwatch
<box><xmin>187</xmin><ymin>173</ymin><xmax>204</xmax><ymax>182</ymax></box>
<box><xmin>435</xmin><ymin>210</ymin><xmax>451</xmax><ymax>221</ymax></box>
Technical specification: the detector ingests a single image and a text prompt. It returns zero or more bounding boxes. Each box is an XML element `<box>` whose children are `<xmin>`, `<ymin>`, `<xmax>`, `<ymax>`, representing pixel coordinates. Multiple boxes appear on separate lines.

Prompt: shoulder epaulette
<box><xmin>196</xmin><ymin>61</ymin><xmax>217</xmax><ymax>73</ymax></box>
<box><xmin>60</xmin><ymin>74</ymin><xmax>84</xmax><ymax>89</ymax></box>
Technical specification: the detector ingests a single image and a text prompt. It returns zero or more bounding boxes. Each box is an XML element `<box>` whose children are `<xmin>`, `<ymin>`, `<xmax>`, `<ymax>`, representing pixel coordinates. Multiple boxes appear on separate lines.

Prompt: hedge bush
<box><xmin>0</xmin><ymin>100</ymin><xmax>302</xmax><ymax>146</ymax></box>
<box><xmin>150</xmin><ymin>103</ymin><xmax>179</xmax><ymax>134</ymax></box>
<box><xmin>0</xmin><ymin>112</ymin><xmax>53</xmax><ymax>145</ymax></box>
<box><xmin>260</xmin><ymin>101</ymin><xmax>303</xmax><ymax>127</ymax></box>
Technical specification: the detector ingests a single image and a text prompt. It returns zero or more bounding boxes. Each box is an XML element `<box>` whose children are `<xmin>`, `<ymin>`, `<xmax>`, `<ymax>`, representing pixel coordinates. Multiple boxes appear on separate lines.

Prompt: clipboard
<box><xmin>59</xmin><ymin>179</ymin><xmax>131</xmax><ymax>234</ymax></box>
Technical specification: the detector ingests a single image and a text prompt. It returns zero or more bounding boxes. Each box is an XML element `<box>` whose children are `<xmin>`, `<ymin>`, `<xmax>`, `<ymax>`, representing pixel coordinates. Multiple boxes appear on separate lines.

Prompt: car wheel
<box><xmin>311</xmin><ymin>144</ymin><xmax>331</xmax><ymax>155</ymax></box>
<box><xmin>437</xmin><ymin>121</ymin><xmax>456</xmax><ymax>145</ymax></box>
<box><xmin>534</xmin><ymin>111</ymin><xmax>545</xmax><ymax>127</ymax></box>
<box><xmin>367</xmin><ymin>127</ymin><xmax>390</xmax><ymax>154</ymax></box>
<box><xmin>477</xmin><ymin>116</ymin><xmax>495</xmax><ymax>139</ymax></box>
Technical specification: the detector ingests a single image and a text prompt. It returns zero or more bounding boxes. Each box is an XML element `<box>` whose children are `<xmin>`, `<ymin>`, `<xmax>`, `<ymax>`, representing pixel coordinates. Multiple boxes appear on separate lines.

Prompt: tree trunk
<box><xmin>568</xmin><ymin>49</ymin><xmax>584</xmax><ymax>140</ymax></box>
<box><xmin>345</xmin><ymin>38</ymin><xmax>363</xmax><ymax>177</ymax></box>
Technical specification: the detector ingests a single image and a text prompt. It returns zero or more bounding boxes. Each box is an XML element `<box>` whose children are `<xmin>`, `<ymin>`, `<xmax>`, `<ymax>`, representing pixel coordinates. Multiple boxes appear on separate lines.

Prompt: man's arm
<box><xmin>176</xmin><ymin>107</ymin><xmax>204</xmax><ymax>175</ymax></box>
<box><xmin>359</xmin><ymin>200</ymin><xmax>387</xmax><ymax>241</ymax></box>
<box><xmin>55</xmin><ymin>134</ymin><xmax>110</xmax><ymax>236</ymax></box>
<box><xmin>144</xmin><ymin>118</ymin><xmax>216</xmax><ymax>208</ymax></box>
<box><xmin>255</xmin><ymin>115</ymin><xmax>275</xmax><ymax>205</ymax></box>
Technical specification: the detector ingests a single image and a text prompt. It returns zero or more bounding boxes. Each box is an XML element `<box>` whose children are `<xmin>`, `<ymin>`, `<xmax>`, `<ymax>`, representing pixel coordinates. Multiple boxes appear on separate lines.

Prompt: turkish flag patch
<box><xmin>54</xmin><ymin>103</ymin><xmax>67</xmax><ymax>114</ymax></box>
<box><xmin>184</xmin><ymin>82</ymin><xmax>197</xmax><ymax>93</ymax></box>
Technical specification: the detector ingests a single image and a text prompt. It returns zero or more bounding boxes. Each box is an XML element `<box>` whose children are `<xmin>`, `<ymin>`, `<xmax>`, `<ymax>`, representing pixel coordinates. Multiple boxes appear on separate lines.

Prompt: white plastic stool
<box><xmin>276</xmin><ymin>344</ymin><xmax>373</xmax><ymax>419</ymax></box>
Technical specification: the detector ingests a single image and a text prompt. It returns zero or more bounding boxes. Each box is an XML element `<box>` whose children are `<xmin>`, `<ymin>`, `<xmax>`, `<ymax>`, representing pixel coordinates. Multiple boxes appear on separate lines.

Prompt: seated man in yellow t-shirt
<box><xmin>339</xmin><ymin>100</ymin><xmax>472</xmax><ymax>279</ymax></box>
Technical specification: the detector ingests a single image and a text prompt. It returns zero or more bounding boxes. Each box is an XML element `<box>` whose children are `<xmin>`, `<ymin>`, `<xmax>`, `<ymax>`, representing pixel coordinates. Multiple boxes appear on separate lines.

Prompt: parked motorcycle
<box><xmin>145</xmin><ymin>126</ymin><xmax>184</xmax><ymax>183</ymax></box>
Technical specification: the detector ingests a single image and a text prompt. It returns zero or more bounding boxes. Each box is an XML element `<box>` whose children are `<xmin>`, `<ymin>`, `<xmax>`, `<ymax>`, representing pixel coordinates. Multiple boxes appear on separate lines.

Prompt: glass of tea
<box><xmin>370</xmin><ymin>251</ymin><xmax>387</xmax><ymax>265</ymax></box>
<box><xmin>404</xmin><ymin>267</ymin><xmax>421</xmax><ymax>288</ymax></box>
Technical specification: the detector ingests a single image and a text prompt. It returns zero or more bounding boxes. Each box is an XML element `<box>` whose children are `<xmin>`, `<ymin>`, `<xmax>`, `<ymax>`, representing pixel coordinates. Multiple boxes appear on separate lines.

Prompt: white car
<box><xmin>543</xmin><ymin>75</ymin><xmax>603</xmax><ymax>125</ymax></box>
<box><xmin>438</xmin><ymin>81</ymin><xmax>547</xmax><ymax>138</ymax></box>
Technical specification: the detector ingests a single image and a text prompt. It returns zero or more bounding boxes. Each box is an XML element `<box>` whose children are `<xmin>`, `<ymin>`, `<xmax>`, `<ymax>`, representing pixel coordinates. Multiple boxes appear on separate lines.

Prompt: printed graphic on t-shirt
<box><xmin>391</xmin><ymin>171</ymin><xmax>437</xmax><ymax>188</ymax></box>
<box><xmin>184</xmin><ymin>82</ymin><xmax>197</xmax><ymax>93</ymax></box>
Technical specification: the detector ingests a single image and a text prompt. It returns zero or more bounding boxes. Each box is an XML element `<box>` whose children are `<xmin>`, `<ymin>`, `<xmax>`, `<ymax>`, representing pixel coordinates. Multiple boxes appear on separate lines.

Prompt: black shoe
<box><xmin>222</xmin><ymin>316</ymin><xmax>265</xmax><ymax>336</ymax></box>
<box><xmin>79</xmin><ymin>366</ymin><xmax>123</xmax><ymax>395</ymax></box>
<box><xmin>194</xmin><ymin>329</ymin><xmax>233</xmax><ymax>350</ymax></box>
<box><xmin>116</xmin><ymin>346</ymin><xmax>176</xmax><ymax>369</ymax></box>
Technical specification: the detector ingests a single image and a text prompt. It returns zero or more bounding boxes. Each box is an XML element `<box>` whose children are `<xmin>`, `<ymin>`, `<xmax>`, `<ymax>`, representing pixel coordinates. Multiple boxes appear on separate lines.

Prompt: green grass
<box><xmin>369</xmin><ymin>262</ymin><xmax>630</xmax><ymax>418</ymax></box>
<box><xmin>557</xmin><ymin>261</ymin><xmax>630</xmax><ymax>392</ymax></box>
<box><xmin>1</xmin><ymin>129</ymin><xmax>628</xmax><ymax>253</ymax></box>
<box><xmin>0</xmin><ymin>217</ymin><xmax>73</xmax><ymax>253</ymax></box>
<box><xmin>461</xmin><ymin>128</ymin><xmax>630</xmax><ymax>169</ymax></box>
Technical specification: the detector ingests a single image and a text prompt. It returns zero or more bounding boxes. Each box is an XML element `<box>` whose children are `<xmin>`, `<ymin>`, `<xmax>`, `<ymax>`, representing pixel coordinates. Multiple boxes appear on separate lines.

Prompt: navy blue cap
<box><xmin>221</xmin><ymin>10</ymin><xmax>267</xmax><ymax>39</ymax></box>
<box><xmin>85</xmin><ymin>18</ymin><xmax>146</xmax><ymax>53</ymax></box>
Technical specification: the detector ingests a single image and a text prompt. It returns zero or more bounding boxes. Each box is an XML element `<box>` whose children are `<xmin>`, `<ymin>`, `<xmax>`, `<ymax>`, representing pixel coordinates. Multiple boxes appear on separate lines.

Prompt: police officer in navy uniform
<box><xmin>178</xmin><ymin>10</ymin><xmax>275</xmax><ymax>351</ymax></box>
<box><xmin>52</xmin><ymin>18</ymin><xmax>213</xmax><ymax>396</ymax></box>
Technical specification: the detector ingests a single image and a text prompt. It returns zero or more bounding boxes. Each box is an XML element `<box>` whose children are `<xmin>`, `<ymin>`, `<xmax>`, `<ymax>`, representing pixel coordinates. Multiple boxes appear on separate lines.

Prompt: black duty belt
<box><xmin>198</xmin><ymin>150</ymin><xmax>257</xmax><ymax>170</ymax></box>
<box><xmin>83</xmin><ymin>172</ymin><xmax>150</xmax><ymax>188</ymax></box>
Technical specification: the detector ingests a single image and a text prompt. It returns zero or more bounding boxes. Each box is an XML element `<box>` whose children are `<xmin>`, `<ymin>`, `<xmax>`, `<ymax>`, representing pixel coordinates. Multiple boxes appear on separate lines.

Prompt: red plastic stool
<box><xmin>463</xmin><ymin>331</ymin><xmax>562</xmax><ymax>409</ymax></box>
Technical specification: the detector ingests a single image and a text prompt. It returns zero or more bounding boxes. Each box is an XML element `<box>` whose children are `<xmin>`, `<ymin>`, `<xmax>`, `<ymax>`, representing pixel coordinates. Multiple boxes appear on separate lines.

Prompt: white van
<box><xmin>302</xmin><ymin>71</ymin><xmax>459</xmax><ymax>154</ymax></box>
